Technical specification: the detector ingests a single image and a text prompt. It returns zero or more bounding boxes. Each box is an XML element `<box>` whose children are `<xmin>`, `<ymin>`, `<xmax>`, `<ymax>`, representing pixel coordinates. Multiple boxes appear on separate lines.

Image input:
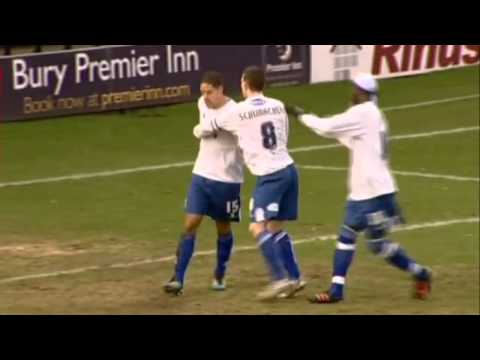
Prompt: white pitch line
<box><xmin>0</xmin><ymin>162</ymin><xmax>195</xmax><ymax>189</ymax></box>
<box><xmin>0</xmin><ymin>217</ymin><xmax>477</xmax><ymax>285</ymax></box>
<box><xmin>290</xmin><ymin>126</ymin><xmax>479</xmax><ymax>153</ymax></box>
<box><xmin>298</xmin><ymin>165</ymin><xmax>480</xmax><ymax>182</ymax></box>
<box><xmin>0</xmin><ymin>94</ymin><xmax>478</xmax><ymax>189</ymax></box>
<box><xmin>381</xmin><ymin>94</ymin><xmax>479</xmax><ymax>112</ymax></box>
<box><xmin>1</xmin><ymin>125</ymin><xmax>478</xmax><ymax>189</ymax></box>
<box><xmin>391</xmin><ymin>126</ymin><xmax>480</xmax><ymax>141</ymax></box>
<box><xmin>389</xmin><ymin>170</ymin><xmax>479</xmax><ymax>182</ymax></box>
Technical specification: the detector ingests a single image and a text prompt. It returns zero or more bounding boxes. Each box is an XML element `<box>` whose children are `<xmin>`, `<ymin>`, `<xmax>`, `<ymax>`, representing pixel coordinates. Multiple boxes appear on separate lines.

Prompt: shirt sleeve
<box><xmin>198</xmin><ymin>97</ymin><xmax>208</xmax><ymax>126</ymax></box>
<box><xmin>193</xmin><ymin>124</ymin><xmax>216</xmax><ymax>139</ymax></box>
<box><xmin>298</xmin><ymin>107</ymin><xmax>365</xmax><ymax>139</ymax></box>
<box><xmin>209</xmin><ymin>104</ymin><xmax>241</xmax><ymax>135</ymax></box>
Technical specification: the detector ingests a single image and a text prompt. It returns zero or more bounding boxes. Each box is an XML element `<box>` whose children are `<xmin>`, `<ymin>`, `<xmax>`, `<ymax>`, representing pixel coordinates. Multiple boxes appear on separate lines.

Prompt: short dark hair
<box><xmin>242</xmin><ymin>66</ymin><xmax>265</xmax><ymax>92</ymax></box>
<box><xmin>201</xmin><ymin>71</ymin><xmax>224</xmax><ymax>88</ymax></box>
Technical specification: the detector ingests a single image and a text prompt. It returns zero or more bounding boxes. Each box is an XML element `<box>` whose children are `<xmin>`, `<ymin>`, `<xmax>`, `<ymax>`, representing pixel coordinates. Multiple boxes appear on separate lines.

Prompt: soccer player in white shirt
<box><xmin>286</xmin><ymin>73</ymin><xmax>432</xmax><ymax>303</ymax></box>
<box><xmin>164</xmin><ymin>72</ymin><xmax>244</xmax><ymax>296</ymax></box>
<box><xmin>196</xmin><ymin>67</ymin><xmax>305</xmax><ymax>301</ymax></box>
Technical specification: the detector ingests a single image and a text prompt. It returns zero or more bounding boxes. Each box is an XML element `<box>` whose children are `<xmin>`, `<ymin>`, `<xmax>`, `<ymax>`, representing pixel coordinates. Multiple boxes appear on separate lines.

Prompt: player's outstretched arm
<box><xmin>297</xmin><ymin>109</ymin><xmax>364</xmax><ymax>139</ymax></box>
<box><xmin>285</xmin><ymin>103</ymin><xmax>330</xmax><ymax>135</ymax></box>
<box><xmin>285</xmin><ymin>104</ymin><xmax>306</xmax><ymax>118</ymax></box>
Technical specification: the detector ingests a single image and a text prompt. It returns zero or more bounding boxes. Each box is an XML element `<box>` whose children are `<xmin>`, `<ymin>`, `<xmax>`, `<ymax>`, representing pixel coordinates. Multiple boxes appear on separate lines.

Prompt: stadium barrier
<box><xmin>310</xmin><ymin>45</ymin><xmax>479</xmax><ymax>83</ymax></box>
<box><xmin>0</xmin><ymin>45</ymin><xmax>310</xmax><ymax>122</ymax></box>
<box><xmin>1</xmin><ymin>46</ymin><xmax>103</xmax><ymax>56</ymax></box>
<box><xmin>2</xmin><ymin>45</ymin><xmax>477</xmax><ymax>122</ymax></box>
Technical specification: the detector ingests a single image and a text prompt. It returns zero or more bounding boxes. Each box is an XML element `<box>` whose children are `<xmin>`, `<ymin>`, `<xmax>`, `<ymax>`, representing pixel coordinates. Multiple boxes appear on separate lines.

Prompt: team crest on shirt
<box><xmin>251</xmin><ymin>98</ymin><xmax>266</xmax><ymax>106</ymax></box>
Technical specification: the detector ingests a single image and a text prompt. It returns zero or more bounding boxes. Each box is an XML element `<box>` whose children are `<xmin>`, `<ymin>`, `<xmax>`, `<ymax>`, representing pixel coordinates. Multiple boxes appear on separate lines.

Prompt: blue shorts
<box><xmin>343</xmin><ymin>193</ymin><xmax>405</xmax><ymax>232</ymax></box>
<box><xmin>250</xmin><ymin>164</ymin><xmax>299</xmax><ymax>222</ymax></box>
<box><xmin>185</xmin><ymin>174</ymin><xmax>242</xmax><ymax>222</ymax></box>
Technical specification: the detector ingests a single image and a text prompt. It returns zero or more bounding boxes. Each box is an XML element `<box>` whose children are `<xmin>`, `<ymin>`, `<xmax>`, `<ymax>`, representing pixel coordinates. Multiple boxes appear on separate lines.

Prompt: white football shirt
<box><xmin>299</xmin><ymin>101</ymin><xmax>398</xmax><ymax>201</ymax></box>
<box><xmin>207</xmin><ymin>95</ymin><xmax>294</xmax><ymax>177</ymax></box>
<box><xmin>192</xmin><ymin>97</ymin><xmax>244</xmax><ymax>183</ymax></box>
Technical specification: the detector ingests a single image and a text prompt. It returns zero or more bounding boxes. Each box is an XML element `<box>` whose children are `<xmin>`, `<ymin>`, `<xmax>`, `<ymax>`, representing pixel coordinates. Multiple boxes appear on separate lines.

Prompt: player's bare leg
<box><xmin>249</xmin><ymin>221</ymin><xmax>266</xmax><ymax>239</ymax></box>
<box><xmin>216</xmin><ymin>221</ymin><xmax>232</xmax><ymax>235</ymax></box>
<box><xmin>163</xmin><ymin>214</ymin><xmax>204</xmax><ymax>295</ymax></box>
<box><xmin>211</xmin><ymin>221</ymin><xmax>234</xmax><ymax>291</ymax></box>
<box><xmin>184</xmin><ymin>214</ymin><xmax>204</xmax><ymax>234</ymax></box>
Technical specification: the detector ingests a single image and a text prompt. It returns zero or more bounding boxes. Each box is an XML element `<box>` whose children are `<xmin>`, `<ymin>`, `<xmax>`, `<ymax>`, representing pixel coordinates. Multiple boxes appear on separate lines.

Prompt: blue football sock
<box><xmin>368</xmin><ymin>237</ymin><xmax>428</xmax><ymax>280</ymax></box>
<box><xmin>382</xmin><ymin>241</ymin><xmax>427</xmax><ymax>279</ymax></box>
<box><xmin>385</xmin><ymin>243</ymin><xmax>413</xmax><ymax>271</ymax></box>
<box><xmin>215</xmin><ymin>232</ymin><xmax>234</xmax><ymax>281</ymax></box>
<box><xmin>174</xmin><ymin>233</ymin><xmax>196</xmax><ymax>285</ymax></box>
<box><xmin>257</xmin><ymin>230</ymin><xmax>285</xmax><ymax>281</ymax></box>
<box><xmin>330</xmin><ymin>225</ymin><xmax>357</xmax><ymax>299</ymax></box>
<box><xmin>274</xmin><ymin>231</ymin><xmax>301</xmax><ymax>280</ymax></box>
